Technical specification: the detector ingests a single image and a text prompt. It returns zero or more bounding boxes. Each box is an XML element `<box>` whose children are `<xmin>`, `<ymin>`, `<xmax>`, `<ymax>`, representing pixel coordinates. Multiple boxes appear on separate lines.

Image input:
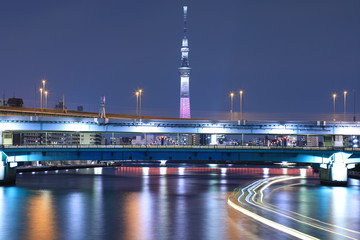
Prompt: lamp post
<box><xmin>354</xmin><ymin>91</ymin><xmax>357</xmax><ymax>122</ymax></box>
<box><xmin>39</xmin><ymin>88</ymin><xmax>43</xmax><ymax>109</ymax></box>
<box><xmin>138</xmin><ymin>89</ymin><xmax>143</xmax><ymax>118</ymax></box>
<box><xmin>332</xmin><ymin>93</ymin><xmax>337</xmax><ymax>121</ymax></box>
<box><xmin>230</xmin><ymin>92</ymin><xmax>234</xmax><ymax>121</ymax></box>
<box><xmin>239</xmin><ymin>90</ymin><xmax>244</xmax><ymax>145</ymax></box>
<box><xmin>135</xmin><ymin>91</ymin><xmax>139</xmax><ymax>117</ymax></box>
<box><xmin>42</xmin><ymin>80</ymin><xmax>46</xmax><ymax>92</ymax></box>
<box><xmin>40</xmin><ymin>80</ymin><xmax>46</xmax><ymax>110</ymax></box>
<box><xmin>44</xmin><ymin>90</ymin><xmax>48</xmax><ymax>109</ymax></box>
<box><xmin>344</xmin><ymin>90</ymin><xmax>348</xmax><ymax>121</ymax></box>
<box><xmin>239</xmin><ymin>90</ymin><xmax>244</xmax><ymax>121</ymax></box>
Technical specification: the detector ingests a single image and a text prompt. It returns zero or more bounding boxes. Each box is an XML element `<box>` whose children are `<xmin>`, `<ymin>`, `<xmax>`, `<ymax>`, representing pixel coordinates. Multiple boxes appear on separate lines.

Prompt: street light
<box><xmin>332</xmin><ymin>93</ymin><xmax>337</xmax><ymax>121</ymax></box>
<box><xmin>239</xmin><ymin>90</ymin><xmax>244</xmax><ymax>121</ymax></box>
<box><xmin>138</xmin><ymin>89</ymin><xmax>143</xmax><ymax>118</ymax></box>
<box><xmin>42</xmin><ymin>79</ymin><xmax>46</xmax><ymax>91</ymax></box>
<box><xmin>353</xmin><ymin>91</ymin><xmax>357</xmax><ymax>122</ymax></box>
<box><xmin>344</xmin><ymin>90</ymin><xmax>348</xmax><ymax>121</ymax></box>
<box><xmin>230</xmin><ymin>92</ymin><xmax>234</xmax><ymax>121</ymax></box>
<box><xmin>40</xmin><ymin>79</ymin><xmax>46</xmax><ymax>110</ymax></box>
<box><xmin>239</xmin><ymin>90</ymin><xmax>245</xmax><ymax>145</ymax></box>
<box><xmin>39</xmin><ymin>88</ymin><xmax>43</xmax><ymax>109</ymax></box>
<box><xmin>135</xmin><ymin>91</ymin><xmax>139</xmax><ymax>116</ymax></box>
<box><xmin>44</xmin><ymin>90</ymin><xmax>48</xmax><ymax>109</ymax></box>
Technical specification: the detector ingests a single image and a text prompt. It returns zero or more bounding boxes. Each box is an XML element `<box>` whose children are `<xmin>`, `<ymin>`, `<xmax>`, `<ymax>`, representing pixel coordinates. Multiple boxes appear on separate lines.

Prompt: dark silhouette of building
<box><xmin>7</xmin><ymin>98</ymin><xmax>23</xmax><ymax>107</ymax></box>
<box><xmin>54</xmin><ymin>100</ymin><xmax>67</xmax><ymax>111</ymax></box>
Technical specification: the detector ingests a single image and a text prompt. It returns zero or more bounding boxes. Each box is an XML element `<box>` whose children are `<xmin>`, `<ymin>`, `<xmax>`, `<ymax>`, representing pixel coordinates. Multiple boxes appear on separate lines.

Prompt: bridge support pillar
<box><xmin>0</xmin><ymin>152</ymin><xmax>17</xmax><ymax>186</ymax></box>
<box><xmin>319</xmin><ymin>152</ymin><xmax>349</xmax><ymax>186</ymax></box>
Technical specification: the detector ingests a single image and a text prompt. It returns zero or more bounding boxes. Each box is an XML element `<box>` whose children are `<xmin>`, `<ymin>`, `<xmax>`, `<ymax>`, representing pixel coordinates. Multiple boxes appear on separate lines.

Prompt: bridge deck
<box><xmin>2</xmin><ymin>145</ymin><xmax>360</xmax><ymax>164</ymax></box>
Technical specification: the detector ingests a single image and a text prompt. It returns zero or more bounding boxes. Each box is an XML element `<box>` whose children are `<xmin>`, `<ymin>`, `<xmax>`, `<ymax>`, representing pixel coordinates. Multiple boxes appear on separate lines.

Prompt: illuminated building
<box><xmin>2</xmin><ymin>132</ymin><xmax>103</xmax><ymax>145</ymax></box>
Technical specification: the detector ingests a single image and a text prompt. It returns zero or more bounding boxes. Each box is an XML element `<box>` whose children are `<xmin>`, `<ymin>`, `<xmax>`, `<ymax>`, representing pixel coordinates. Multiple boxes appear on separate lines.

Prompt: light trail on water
<box><xmin>228</xmin><ymin>176</ymin><xmax>360</xmax><ymax>240</ymax></box>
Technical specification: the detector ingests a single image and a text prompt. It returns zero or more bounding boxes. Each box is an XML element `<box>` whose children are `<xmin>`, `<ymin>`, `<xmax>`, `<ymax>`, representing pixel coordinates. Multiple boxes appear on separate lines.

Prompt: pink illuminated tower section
<box><xmin>179</xmin><ymin>5</ymin><xmax>191</xmax><ymax>118</ymax></box>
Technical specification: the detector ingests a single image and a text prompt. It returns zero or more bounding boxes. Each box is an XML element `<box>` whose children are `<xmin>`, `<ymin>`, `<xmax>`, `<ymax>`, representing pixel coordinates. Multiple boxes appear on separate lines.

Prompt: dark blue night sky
<box><xmin>1</xmin><ymin>0</ymin><xmax>360</xmax><ymax>119</ymax></box>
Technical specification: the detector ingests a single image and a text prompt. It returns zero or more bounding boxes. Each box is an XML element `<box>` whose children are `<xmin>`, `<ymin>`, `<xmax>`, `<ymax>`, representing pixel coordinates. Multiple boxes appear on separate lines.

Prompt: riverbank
<box><xmin>16</xmin><ymin>163</ymin><xmax>107</xmax><ymax>173</ymax></box>
<box><xmin>16</xmin><ymin>163</ymin><xmax>360</xmax><ymax>181</ymax></box>
<box><xmin>15</xmin><ymin>162</ymin><xmax>311</xmax><ymax>173</ymax></box>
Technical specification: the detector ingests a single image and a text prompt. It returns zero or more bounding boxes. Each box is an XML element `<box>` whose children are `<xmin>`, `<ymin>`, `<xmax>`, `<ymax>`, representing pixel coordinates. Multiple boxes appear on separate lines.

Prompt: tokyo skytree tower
<box><xmin>179</xmin><ymin>5</ymin><xmax>191</xmax><ymax>118</ymax></box>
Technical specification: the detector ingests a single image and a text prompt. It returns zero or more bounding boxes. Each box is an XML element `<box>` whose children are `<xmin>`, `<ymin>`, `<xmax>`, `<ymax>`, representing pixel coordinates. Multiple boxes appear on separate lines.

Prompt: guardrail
<box><xmin>2</xmin><ymin>144</ymin><xmax>360</xmax><ymax>152</ymax></box>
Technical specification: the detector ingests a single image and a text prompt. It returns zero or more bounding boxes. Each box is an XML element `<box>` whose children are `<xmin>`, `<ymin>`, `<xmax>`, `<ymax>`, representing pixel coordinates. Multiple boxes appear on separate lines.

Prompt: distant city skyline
<box><xmin>1</xmin><ymin>1</ymin><xmax>360</xmax><ymax>119</ymax></box>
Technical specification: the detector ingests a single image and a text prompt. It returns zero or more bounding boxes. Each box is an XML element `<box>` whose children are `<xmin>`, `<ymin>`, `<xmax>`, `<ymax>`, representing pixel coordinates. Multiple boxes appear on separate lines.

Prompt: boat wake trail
<box><xmin>228</xmin><ymin>176</ymin><xmax>360</xmax><ymax>240</ymax></box>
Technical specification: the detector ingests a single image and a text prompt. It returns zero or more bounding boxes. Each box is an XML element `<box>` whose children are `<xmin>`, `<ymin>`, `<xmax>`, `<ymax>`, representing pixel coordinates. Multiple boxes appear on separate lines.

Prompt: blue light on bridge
<box><xmin>351</xmin><ymin>136</ymin><xmax>359</xmax><ymax>148</ymax></box>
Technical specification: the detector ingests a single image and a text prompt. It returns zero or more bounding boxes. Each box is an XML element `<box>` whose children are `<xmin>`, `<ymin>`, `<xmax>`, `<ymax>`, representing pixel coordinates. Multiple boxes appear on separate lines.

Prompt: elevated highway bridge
<box><xmin>0</xmin><ymin>107</ymin><xmax>359</xmax><ymax>185</ymax></box>
<box><xmin>0</xmin><ymin>115</ymin><xmax>359</xmax><ymax>136</ymax></box>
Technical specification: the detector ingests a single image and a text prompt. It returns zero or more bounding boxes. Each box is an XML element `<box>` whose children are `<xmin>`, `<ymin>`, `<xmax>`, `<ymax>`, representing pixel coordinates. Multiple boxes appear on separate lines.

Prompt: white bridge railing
<box><xmin>2</xmin><ymin>144</ymin><xmax>360</xmax><ymax>152</ymax></box>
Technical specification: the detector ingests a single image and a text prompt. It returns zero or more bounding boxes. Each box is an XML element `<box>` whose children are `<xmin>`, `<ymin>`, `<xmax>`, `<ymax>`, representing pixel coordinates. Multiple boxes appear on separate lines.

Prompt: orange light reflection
<box><xmin>26</xmin><ymin>191</ymin><xmax>58</xmax><ymax>240</ymax></box>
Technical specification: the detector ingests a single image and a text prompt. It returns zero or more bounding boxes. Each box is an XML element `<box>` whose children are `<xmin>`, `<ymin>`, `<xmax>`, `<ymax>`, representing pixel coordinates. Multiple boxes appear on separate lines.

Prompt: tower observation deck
<box><xmin>179</xmin><ymin>5</ymin><xmax>191</xmax><ymax>119</ymax></box>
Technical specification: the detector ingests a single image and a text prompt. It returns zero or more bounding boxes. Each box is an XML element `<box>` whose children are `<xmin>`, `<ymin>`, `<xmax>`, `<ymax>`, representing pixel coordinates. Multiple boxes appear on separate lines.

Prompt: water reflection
<box><xmin>300</xmin><ymin>168</ymin><xmax>307</xmax><ymax>177</ymax></box>
<box><xmin>93</xmin><ymin>167</ymin><xmax>103</xmax><ymax>175</ymax></box>
<box><xmin>90</xmin><ymin>177</ymin><xmax>104</xmax><ymax>238</ymax></box>
<box><xmin>142</xmin><ymin>167</ymin><xmax>150</xmax><ymax>176</ymax></box>
<box><xmin>140</xmin><ymin>174</ymin><xmax>152</xmax><ymax>239</ymax></box>
<box><xmin>0</xmin><ymin>167</ymin><xmax>357</xmax><ymax>240</ymax></box>
<box><xmin>66</xmin><ymin>193</ymin><xmax>86</xmax><ymax>240</ymax></box>
<box><xmin>178</xmin><ymin>167</ymin><xmax>185</xmax><ymax>176</ymax></box>
<box><xmin>221</xmin><ymin>168</ymin><xmax>227</xmax><ymax>176</ymax></box>
<box><xmin>160</xmin><ymin>167</ymin><xmax>167</xmax><ymax>175</ymax></box>
<box><xmin>331</xmin><ymin>187</ymin><xmax>347</xmax><ymax>228</ymax></box>
<box><xmin>175</xmin><ymin>176</ymin><xmax>187</xmax><ymax>240</ymax></box>
<box><xmin>124</xmin><ymin>192</ymin><xmax>142</xmax><ymax>239</ymax></box>
<box><xmin>26</xmin><ymin>191</ymin><xmax>57</xmax><ymax>240</ymax></box>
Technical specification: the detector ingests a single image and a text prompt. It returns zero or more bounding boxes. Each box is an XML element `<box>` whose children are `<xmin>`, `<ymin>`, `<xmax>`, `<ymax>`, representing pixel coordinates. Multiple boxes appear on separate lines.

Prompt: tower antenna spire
<box><xmin>183</xmin><ymin>5</ymin><xmax>188</xmax><ymax>36</ymax></box>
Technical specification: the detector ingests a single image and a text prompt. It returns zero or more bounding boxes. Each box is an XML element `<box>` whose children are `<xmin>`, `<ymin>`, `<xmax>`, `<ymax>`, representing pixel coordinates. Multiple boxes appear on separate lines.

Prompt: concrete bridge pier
<box><xmin>0</xmin><ymin>152</ymin><xmax>17</xmax><ymax>186</ymax></box>
<box><xmin>319</xmin><ymin>152</ymin><xmax>350</xmax><ymax>186</ymax></box>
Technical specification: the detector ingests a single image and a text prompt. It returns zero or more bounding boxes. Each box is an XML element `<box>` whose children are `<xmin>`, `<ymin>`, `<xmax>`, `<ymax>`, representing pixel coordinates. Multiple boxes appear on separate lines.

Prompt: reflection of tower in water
<box><xmin>179</xmin><ymin>6</ymin><xmax>191</xmax><ymax>118</ymax></box>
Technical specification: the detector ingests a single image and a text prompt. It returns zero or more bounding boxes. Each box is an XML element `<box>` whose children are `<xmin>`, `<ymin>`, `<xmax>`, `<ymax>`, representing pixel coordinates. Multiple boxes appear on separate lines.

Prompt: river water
<box><xmin>0</xmin><ymin>166</ymin><xmax>359</xmax><ymax>240</ymax></box>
